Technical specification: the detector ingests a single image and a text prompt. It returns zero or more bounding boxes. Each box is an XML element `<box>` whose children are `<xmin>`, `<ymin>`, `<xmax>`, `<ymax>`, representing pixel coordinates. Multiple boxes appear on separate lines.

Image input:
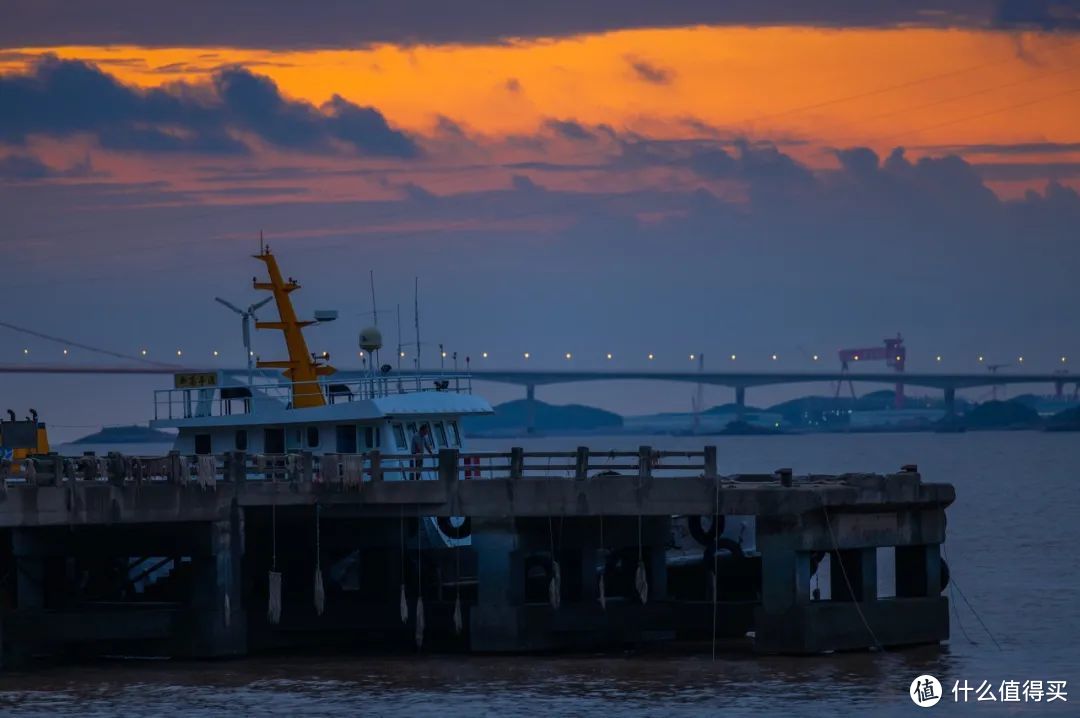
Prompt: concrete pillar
<box><xmin>943</xmin><ymin>387</ymin><xmax>956</xmax><ymax>416</ymax></box>
<box><xmin>186</xmin><ymin>507</ymin><xmax>247</xmax><ymax>657</ymax></box>
<box><xmin>525</xmin><ymin>384</ymin><xmax>537</xmax><ymax>434</ymax></box>
<box><xmin>735</xmin><ymin>386</ymin><xmax>746</xmax><ymax>416</ymax></box>
<box><xmin>12</xmin><ymin>530</ymin><xmax>45</xmax><ymax>610</ymax></box>
<box><xmin>470</xmin><ymin>518</ymin><xmax>524</xmax><ymax>651</ymax></box>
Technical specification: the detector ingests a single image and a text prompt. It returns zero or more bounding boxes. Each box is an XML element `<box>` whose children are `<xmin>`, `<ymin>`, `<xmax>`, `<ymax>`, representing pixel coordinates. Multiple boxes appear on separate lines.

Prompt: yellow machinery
<box><xmin>252</xmin><ymin>245</ymin><xmax>336</xmax><ymax>408</ymax></box>
<box><xmin>0</xmin><ymin>409</ymin><xmax>50</xmax><ymax>475</ymax></box>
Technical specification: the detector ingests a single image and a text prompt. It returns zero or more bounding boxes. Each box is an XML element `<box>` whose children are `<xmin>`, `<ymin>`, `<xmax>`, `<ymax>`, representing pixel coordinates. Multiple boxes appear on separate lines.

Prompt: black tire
<box><xmin>688</xmin><ymin>515</ymin><xmax>726</xmax><ymax>546</ymax></box>
<box><xmin>437</xmin><ymin>516</ymin><xmax>471</xmax><ymax>539</ymax></box>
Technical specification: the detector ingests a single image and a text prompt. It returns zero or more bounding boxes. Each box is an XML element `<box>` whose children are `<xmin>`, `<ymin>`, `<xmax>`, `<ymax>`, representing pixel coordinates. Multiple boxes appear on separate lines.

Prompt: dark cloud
<box><xmin>543</xmin><ymin>119</ymin><xmax>597</xmax><ymax>141</ymax></box>
<box><xmin>995</xmin><ymin>0</ymin><xmax>1080</xmax><ymax>30</ymax></box>
<box><xmin>627</xmin><ymin>57</ymin><xmax>676</xmax><ymax>85</ymax></box>
<box><xmin>974</xmin><ymin>161</ymin><xmax>1080</xmax><ymax>181</ymax></box>
<box><xmin>0</xmin><ymin>56</ymin><xmax>418</xmax><ymax>158</ymax></box>
<box><xmin>504</xmin><ymin>78</ymin><xmax>522</xmax><ymax>93</ymax></box>
<box><xmin>0</xmin><ymin>1</ymin><xmax>1022</xmax><ymax>49</ymax></box>
<box><xmin>918</xmin><ymin>141</ymin><xmax>1080</xmax><ymax>155</ymax></box>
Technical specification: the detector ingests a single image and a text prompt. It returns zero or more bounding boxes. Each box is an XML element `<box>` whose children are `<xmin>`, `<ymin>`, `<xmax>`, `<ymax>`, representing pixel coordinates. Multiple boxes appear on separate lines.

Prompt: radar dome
<box><xmin>359</xmin><ymin>327</ymin><xmax>383</xmax><ymax>352</ymax></box>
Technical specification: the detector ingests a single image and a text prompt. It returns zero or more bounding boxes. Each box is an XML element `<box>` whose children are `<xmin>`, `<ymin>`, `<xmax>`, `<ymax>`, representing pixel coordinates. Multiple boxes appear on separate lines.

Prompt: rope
<box><xmin>598</xmin><ymin>514</ymin><xmax>606</xmax><ymax>610</ymax></box>
<box><xmin>399</xmin><ymin>505</ymin><xmax>408</xmax><ymax>624</ymax></box>
<box><xmin>711</xmin><ymin>475</ymin><xmax>719</xmax><ymax>661</ymax></box>
<box><xmin>820</xmin><ymin>500</ymin><xmax>882</xmax><ymax>651</ymax></box>
<box><xmin>941</xmin><ymin>542</ymin><xmax>975</xmax><ymax>644</ymax></box>
<box><xmin>942</xmin><ymin>543</ymin><xmax>1001</xmax><ymax>650</ymax></box>
<box><xmin>415</xmin><ymin>502</ymin><xmax>424</xmax><ymax>648</ymax></box>
<box><xmin>547</xmin><ymin>515</ymin><xmax>561</xmax><ymax>609</ymax></box>
<box><xmin>313</xmin><ymin>503</ymin><xmax>325</xmax><ymax>616</ymax></box>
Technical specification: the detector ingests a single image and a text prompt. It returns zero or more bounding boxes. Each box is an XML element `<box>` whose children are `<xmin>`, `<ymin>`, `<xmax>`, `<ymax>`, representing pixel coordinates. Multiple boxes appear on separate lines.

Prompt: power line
<box><xmin>0</xmin><ymin>319</ymin><xmax>177</xmax><ymax>367</ymax></box>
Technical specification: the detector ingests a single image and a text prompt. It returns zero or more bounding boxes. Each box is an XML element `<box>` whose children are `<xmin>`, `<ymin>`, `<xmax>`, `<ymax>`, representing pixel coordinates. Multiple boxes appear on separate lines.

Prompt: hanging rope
<box><xmin>313</xmin><ymin>503</ymin><xmax>325</xmax><ymax>616</ymax></box>
<box><xmin>399</xmin><ymin>506</ymin><xmax>409</xmax><ymax>624</ymax></box>
<box><xmin>711</xmin><ymin>475</ymin><xmax>719</xmax><ymax>661</ymax></box>
<box><xmin>224</xmin><ymin>591</ymin><xmax>231</xmax><ymax>629</ymax></box>
<box><xmin>942</xmin><ymin>542</ymin><xmax>1001</xmax><ymax>649</ymax></box>
<box><xmin>547</xmin><ymin>515</ymin><xmax>561</xmax><ymax>609</ymax></box>
<box><xmin>635</xmin><ymin>468</ymin><xmax>648</xmax><ymax>604</ymax></box>
<box><xmin>597</xmin><ymin>514</ymin><xmax>606</xmax><ymax>610</ymax></box>
<box><xmin>453</xmin><ymin>529</ymin><xmax>463</xmax><ymax>635</ymax></box>
<box><xmin>415</xmin><ymin>503</ymin><xmax>425</xmax><ymax>649</ymax></box>
<box><xmin>821</xmin><ymin>500</ymin><xmax>881</xmax><ymax>651</ymax></box>
<box><xmin>267</xmin><ymin>499</ymin><xmax>283</xmax><ymax>625</ymax></box>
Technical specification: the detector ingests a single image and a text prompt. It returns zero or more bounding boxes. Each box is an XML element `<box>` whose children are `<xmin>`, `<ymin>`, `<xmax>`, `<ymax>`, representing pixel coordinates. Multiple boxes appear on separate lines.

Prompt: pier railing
<box><xmin>2</xmin><ymin>446</ymin><xmax>745</xmax><ymax>486</ymax></box>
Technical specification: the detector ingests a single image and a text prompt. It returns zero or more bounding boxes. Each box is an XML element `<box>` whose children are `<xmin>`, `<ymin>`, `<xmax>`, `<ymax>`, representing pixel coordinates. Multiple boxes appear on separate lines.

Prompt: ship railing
<box><xmin>3</xmin><ymin>446</ymin><xmax>814</xmax><ymax>487</ymax></box>
<box><xmin>152</xmin><ymin>372</ymin><xmax>473</xmax><ymax>420</ymax></box>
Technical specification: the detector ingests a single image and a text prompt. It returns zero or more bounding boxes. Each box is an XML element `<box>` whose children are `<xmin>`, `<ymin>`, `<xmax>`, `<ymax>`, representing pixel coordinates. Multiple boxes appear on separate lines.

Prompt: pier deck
<box><xmin>0</xmin><ymin>447</ymin><xmax>954</xmax><ymax>664</ymax></box>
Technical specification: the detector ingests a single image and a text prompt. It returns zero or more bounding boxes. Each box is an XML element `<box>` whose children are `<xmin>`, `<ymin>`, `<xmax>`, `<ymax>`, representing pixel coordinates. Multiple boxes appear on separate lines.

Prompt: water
<box><xmin>3</xmin><ymin>431</ymin><xmax>1078</xmax><ymax>715</ymax></box>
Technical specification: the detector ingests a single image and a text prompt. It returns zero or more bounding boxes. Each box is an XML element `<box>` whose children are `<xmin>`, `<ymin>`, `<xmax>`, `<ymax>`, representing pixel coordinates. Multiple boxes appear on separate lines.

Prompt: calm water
<box><xmin>4</xmin><ymin>432</ymin><xmax>1078</xmax><ymax>716</ymax></box>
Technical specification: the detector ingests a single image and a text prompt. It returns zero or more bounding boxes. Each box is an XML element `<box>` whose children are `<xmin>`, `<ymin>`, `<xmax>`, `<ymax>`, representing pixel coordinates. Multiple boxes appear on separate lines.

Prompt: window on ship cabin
<box><xmin>434</xmin><ymin>422</ymin><xmax>448</xmax><ymax>448</ymax></box>
<box><xmin>306</xmin><ymin>426</ymin><xmax>320</xmax><ymax>448</ymax></box>
<box><xmin>448</xmin><ymin>421</ymin><xmax>461</xmax><ymax>446</ymax></box>
<box><xmin>336</xmin><ymin>425</ymin><xmax>357</xmax><ymax>453</ymax></box>
<box><xmin>392</xmin><ymin>423</ymin><xmax>407</xmax><ymax>450</ymax></box>
<box><xmin>235</xmin><ymin>430</ymin><xmax>248</xmax><ymax>451</ymax></box>
<box><xmin>194</xmin><ymin>433</ymin><xmax>212</xmax><ymax>455</ymax></box>
<box><xmin>264</xmin><ymin>427</ymin><xmax>285</xmax><ymax>454</ymax></box>
<box><xmin>363</xmin><ymin>426</ymin><xmax>375</xmax><ymax>450</ymax></box>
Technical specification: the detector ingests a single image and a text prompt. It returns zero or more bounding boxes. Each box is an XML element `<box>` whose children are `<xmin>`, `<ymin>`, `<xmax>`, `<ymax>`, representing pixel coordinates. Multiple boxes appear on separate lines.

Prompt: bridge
<box><xmin>2</xmin><ymin>364</ymin><xmax>1076</xmax><ymax>418</ymax></box>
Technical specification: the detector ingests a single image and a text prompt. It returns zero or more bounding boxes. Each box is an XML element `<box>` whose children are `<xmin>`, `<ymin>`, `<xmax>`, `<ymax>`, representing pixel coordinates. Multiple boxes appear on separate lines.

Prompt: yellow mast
<box><xmin>252</xmin><ymin>245</ymin><xmax>335</xmax><ymax>409</ymax></box>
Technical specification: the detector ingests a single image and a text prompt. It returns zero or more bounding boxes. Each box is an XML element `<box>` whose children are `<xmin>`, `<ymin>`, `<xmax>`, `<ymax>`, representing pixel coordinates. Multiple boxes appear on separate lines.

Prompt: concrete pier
<box><xmin>0</xmin><ymin>447</ymin><xmax>954</xmax><ymax>665</ymax></box>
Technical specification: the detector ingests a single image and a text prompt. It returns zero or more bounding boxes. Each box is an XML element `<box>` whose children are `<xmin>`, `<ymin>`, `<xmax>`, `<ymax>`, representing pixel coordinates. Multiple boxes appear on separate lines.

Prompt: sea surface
<box><xmin>3</xmin><ymin>431</ymin><xmax>1078</xmax><ymax>716</ymax></box>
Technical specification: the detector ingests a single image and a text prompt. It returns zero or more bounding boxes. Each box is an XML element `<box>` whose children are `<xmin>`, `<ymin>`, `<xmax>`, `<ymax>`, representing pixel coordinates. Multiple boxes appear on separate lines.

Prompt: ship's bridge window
<box><xmin>336</xmin><ymin>425</ymin><xmax>357</xmax><ymax>453</ymax></box>
<box><xmin>306</xmin><ymin>426</ymin><xmax>320</xmax><ymax>448</ymax></box>
<box><xmin>448</xmin><ymin>420</ymin><xmax>461</xmax><ymax>446</ymax></box>
<box><xmin>362</xmin><ymin>426</ymin><xmax>380</xmax><ymax>451</ymax></box>
<box><xmin>264</xmin><ymin>427</ymin><xmax>285</xmax><ymax>454</ymax></box>
<box><xmin>235</xmin><ymin>430</ymin><xmax>248</xmax><ymax>451</ymax></box>
<box><xmin>392</xmin><ymin>423</ymin><xmax>407</xmax><ymax>450</ymax></box>
<box><xmin>434</xmin><ymin>422</ymin><xmax>448</xmax><ymax>448</ymax></box>
<box><xmin>194</xmin><ymin>433</ymin><xmax>212</xmax><ymax>455</ymax></box>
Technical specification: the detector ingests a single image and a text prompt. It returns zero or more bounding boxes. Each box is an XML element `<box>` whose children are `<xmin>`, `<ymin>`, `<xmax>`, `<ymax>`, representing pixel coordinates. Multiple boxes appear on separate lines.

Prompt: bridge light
<box><xmin>936</xmin><ymin>355</ymin><xmax>942</xmax><ymax>362</ymax></box>
<box><xmin>896</xmin><ymin>355</ymin><xmax>902</xmax><ymax>361</ymax></box>
<box><xmin>176</xmin><ymin>349</ymin><xmax>183</xmax><ymax>357</ymax></box>
<box><xmin>1062</xmin><ymin>356</ymin><xmax>1068</xmax><ymax>364</ymax></box>
<box><xmin>213</xmin><ymin>350</ymin><xmax>219</xmax><ymax>357</ymax></box>
<box><xmin>730</xmin><ymin>354</ymin><xmax>736</xmax><ymax>361</ymax></box>
<box><xmin>689</xmin><ymin>354</ymin><xmax>695</xmax><ymax>361</ymax></box>
<box><xmin>141</xmin><ymin>349</ymin><xmax>148</xmax><ymax>356</ymax></box>
<box><xmin>978</xmin><ymin>356</ymin><xmax>984</xmax><ymax>362</ymax></box>
<box><xmin>771</xmin><ymin>354</ymin><xmax>778</xmax><ymax>361</ymax></box>
<box><xmin>22</xmin><ymin>348</ymin><xmax>29</xmax><ymax>355</ymax></box>
<box><xmin>400</xmin><ymin>350</ymin><xmax>406</xmax><ymax>358</ymax></box>
<box><xmin>63</xmin><ymin>349</ymin><xmax>68</xmax><ymax>355</ymax></box>
<box><xmin>647</xmin><ymin>353</ymin><xmax>654</xmax><ymax>360</ymax></box>
<box><xmin>249</xmin><ymin>350</ymin><xmax>254</xmax><ymax>357</ymax></box>
<box><xmin>565</xmin><ymin>352</ymin><xmax>572</xmax><ymax>360</ymax></box>
<box><xmin>359</xmin><ymin>351</ymin><xmax>365</xmax><ymax>358</ymax></box>
<box><xmin>441</xmin><ymin>351</ymin><xmax>447</xmax><ymax>359</ymax></box>
<box><xmin>482</xmin><ymin>352</ymin><xmax>488</xmax><ymax>359</ymax></box>
<box><xmin>606</xmin><ymin>352</ymin><xmax>613</xmax><ymax>360</ymax></box>
<box><xmin>1018</xmin><ymin>356</ymin><xmax>1024</xmax><ymax>363</ymax></box>
<box><xmin>812</xmin><ymin>354</ymin><xmax>819</xmax><ymax>361</ymax></box>
<box><xmin>523</xmin><ymin>352</ymin><xmax>530</xmax><ymax>359</ymax></box>
<box><xmin>853</xmin><ymin>355</ymin><xmax>860</xmax><ymax>361</ymax></box>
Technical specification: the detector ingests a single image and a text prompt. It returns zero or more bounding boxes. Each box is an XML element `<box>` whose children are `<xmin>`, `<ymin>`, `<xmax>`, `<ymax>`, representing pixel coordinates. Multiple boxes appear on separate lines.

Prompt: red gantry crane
<box><xmin>836</xmin><ymin>333</ymin><xmax>907</xmax><ymax>408</ymax></box>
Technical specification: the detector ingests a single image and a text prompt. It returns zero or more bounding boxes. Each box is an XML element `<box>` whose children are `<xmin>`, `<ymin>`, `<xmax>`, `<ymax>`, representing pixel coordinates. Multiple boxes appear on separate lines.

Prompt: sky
<box><xmin>2</xmin><ymin>1</ymin><xmax>1079</xmax><ymax>436</ymax></box>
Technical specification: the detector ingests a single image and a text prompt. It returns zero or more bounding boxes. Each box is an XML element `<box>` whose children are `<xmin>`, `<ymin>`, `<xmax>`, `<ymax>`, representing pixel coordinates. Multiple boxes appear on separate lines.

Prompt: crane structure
<box><xmin>836</xmin><ymin>334</ymin><xmax>907</xmax><ymax>408</ymax></box>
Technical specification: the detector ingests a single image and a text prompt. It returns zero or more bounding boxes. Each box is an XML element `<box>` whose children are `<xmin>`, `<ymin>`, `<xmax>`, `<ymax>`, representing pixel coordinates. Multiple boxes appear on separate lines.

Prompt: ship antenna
<box><xmin>413</xmin><ymin>276</ymin><xmax>421</xmax><ymax>390</ymax></box>
<box><xmin>396</xmin><ymin>303</ymin><xmax>402</xmax><ymax>372</ymax></box>
<box><xmin>259</xmin><ymin>229</ymin><xmax>264</xmax><ymax>255</ymax></box>
<box><xmin>370</xmin><ymin>270</ymin><xmax>379</xmax><ymax>327</ymax></box>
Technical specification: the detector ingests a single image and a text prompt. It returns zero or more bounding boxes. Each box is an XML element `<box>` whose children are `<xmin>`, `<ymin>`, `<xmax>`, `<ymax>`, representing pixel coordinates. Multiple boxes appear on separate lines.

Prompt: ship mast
<box><xmin>252</xmin><ymin>245</ymin><xmax>335</xmax><ymax>409</ymax></box>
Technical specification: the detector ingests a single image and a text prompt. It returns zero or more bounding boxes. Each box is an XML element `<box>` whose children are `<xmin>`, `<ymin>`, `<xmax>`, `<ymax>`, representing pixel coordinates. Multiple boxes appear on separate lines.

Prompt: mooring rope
<box><xmin>453</xmin><ymin>526</ymin><xmax>463</xmax><ymax>635</ymax></box>
<box><xmin>942</xmin><ymin>542</ymin><xmax>1001</xmax><ymax>650</ymax></box>
<box><xmin>267</xmin><ymin>496</ymin><xmax>282</xmax><ymax>625</ymax></box>
<box><xmin>313</xmin><ymin>502</ymin><xmax>325</xmax><ymax>616</ymax></box>
<box><xmin>711</xmin><ymin>474</ymin><xmax>720</xmax><ymax>661</ymax></box>
<box><xmin>547</xmin><ymin>514</ymin><xmax>561</xmax><ymax>609</ymax></box>
<box><xmin>415</xmin><ymin>502</ymin><xmax>425</xmax><ymax>649</ymax></box>
<box><xmin>598</xmin><ymin>514</ymin><xmax>606</xmax><ymax>610</ymax></box>
<box><xmin>399</xmin><ymin>505</ymin><xmax>408</xmax><ymax>624</ymax></box>
<box><xmin>820</xmin><ymin>500</ymin><xmax>882</xmax><ymax>651</ymax></box>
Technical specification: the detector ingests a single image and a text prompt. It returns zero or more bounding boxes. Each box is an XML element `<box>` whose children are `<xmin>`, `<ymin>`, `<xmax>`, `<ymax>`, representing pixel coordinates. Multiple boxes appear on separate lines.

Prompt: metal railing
<box><xmin>152</xmin><ymin>372</ymin><xmax>473</xmax><ymax>420</ymax></box>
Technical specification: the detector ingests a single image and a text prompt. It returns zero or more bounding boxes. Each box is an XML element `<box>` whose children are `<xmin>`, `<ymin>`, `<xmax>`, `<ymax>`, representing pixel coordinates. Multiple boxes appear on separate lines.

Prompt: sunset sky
<box><xmin>2</xmin><ymin>0</ymin><xmax>1079</xmax><ymax>433</ymax></box>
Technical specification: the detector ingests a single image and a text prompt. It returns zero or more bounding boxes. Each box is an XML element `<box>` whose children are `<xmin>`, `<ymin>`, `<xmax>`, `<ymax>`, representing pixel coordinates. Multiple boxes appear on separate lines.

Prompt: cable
<box><xmin>0</xmin><ymin>319</ymin><xmax>177</xmax><ymax>367</ymax></box>
<box><xmin>942</xmin><ymin>542</ymin><xmax>1002</xmax><ymax>650</ymax></box>
<box><xmin>821</xmin><ymin>500</ymin><xmax>884</xmax><ymax>651</ymax></box>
